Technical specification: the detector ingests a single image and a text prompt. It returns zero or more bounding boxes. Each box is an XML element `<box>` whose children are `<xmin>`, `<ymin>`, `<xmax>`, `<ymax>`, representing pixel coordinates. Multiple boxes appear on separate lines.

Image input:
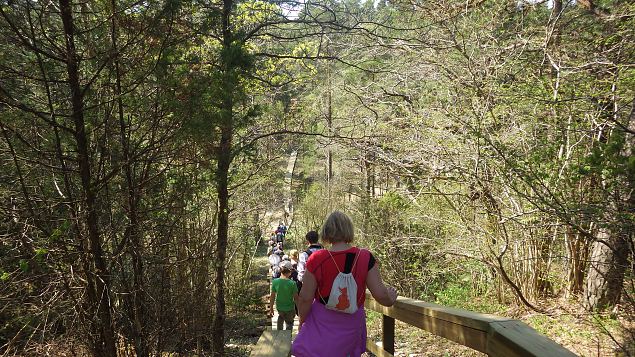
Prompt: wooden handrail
<box><xmin>364</xmin><ymin>292</ymin><xmax>576</xmax><ymax>357</ymax></box>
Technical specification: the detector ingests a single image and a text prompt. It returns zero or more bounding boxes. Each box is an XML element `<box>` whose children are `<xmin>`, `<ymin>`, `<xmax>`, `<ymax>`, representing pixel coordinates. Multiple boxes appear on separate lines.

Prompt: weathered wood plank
<box><xmin>487</xmin><ymin>320</ymin><xmax>577</xmax><ymax>357</ymax></box>
<box><xmin>366</xmin><ymin>292</ymin><xmax>508</xmax><ymax>331</ymax></box>
<box><xmin>365</xmin><ymin>296</ymin><xmax>489</xmax><ymax>353</ymax></box>
<box><xmin>250</xmin><ymin>328</ymin><xmax>292</xmax><ymax>357</ymax></box>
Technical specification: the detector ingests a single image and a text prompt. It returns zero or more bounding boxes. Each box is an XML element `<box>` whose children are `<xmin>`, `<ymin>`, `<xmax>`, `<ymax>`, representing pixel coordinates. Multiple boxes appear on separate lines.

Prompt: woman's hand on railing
<box><xmin>386</xmin><ymin>286</ymin><xmax>398</xmax><ymax>306</ymax></box>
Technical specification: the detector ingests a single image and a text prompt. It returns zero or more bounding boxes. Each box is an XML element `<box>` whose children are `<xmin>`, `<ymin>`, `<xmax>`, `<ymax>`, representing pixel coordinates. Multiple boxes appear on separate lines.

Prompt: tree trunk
<box><xmin>109</xmin><ymin>0</ymin><xmax>147</xmax><ymax>354</ymax></box>
<box><xmin>211</xmin><ymin>0</ymin><xmax>234</xmax><ymax>355</ymax></box>
<box><xmin>584</xmin><ymin>88</ymin><xmax>635</xmax><ymax>311</ymax></box>
<box><xmin>584</xmin><ymin>228</ymin><xmax>628</xmax><ymax>310</ymax></box>
<box><xmin>326</xmin><ymin>48</ymin><xmax>333</xmax><ymax>207</ymax></box>
<box><xmin>59</xmin><ymin>0</ymin><xmax>116</xmax><ymax>355</ymax></box>
<box><xmin>212</xmin><ymin>121</ymin><xmax>232</xmax><ymax>357</ymax></box>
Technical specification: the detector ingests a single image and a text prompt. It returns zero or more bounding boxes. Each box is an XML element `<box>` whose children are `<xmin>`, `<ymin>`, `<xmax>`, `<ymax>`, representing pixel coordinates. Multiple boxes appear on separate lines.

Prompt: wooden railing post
<box><xmin>382</xmin><ymin>314</ymin><xmax>395</xmax><ymax>354</ymax></box>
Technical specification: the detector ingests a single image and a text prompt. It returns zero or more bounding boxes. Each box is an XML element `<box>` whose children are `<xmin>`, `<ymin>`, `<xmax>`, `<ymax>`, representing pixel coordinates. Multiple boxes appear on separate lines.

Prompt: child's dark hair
<box><xmin>280</xmin><ymin>266</ymin><xmax>292</xmax><ymax>275</ymax></box>
<box><xmin>305</xmin><ymin>230</ymin><xmax>319</xmax><ymax>244</ymax></box>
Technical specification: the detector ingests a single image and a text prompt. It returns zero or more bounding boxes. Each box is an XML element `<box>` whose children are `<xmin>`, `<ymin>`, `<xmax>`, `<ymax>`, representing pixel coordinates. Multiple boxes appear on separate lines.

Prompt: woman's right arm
<box><xmin>297</xmin><ymin>271</ymin><xmax>317</xmax><ymax>325</ymax></box>
<box><xmin>366</xmin><ymin>264</ymin><xmax>397</xmax><ymax>307</ymax></box>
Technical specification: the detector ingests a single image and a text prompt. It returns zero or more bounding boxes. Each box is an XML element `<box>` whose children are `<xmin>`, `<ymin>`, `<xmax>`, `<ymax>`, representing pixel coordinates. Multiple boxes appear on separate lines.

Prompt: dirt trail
<box><xmin>261</xmin><ymin>150</ymin><xmax>297</xmax><ymax>235</ymax></box>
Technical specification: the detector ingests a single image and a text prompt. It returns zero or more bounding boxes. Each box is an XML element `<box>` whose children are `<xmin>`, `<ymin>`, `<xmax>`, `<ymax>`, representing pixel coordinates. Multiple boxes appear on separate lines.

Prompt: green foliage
<box><xmin>365</xmin><ymin>310</ymin><xmax>382</xmax><ymax>324</ymax></box>
<box><xmin>525</xmin><ymin>312</ymin><xmax>621</xmax><ymax>346</ymax></box>
<box><xmin>434</xmin><ymin>283</ymin><xmax>473</xmax><ymax>307</ymax></box>
<box><xmin>18</xmin><ymin>259</ymin><xmax>28</xmax><ymax>273</ymax></box>
<box><xmin>434</xmin><ymin>281</ymin><xmax>505</xmax><ymax>314</ymax></box>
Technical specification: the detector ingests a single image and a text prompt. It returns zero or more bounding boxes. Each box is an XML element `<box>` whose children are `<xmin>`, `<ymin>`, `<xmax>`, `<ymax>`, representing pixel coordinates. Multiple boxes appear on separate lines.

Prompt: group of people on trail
<box><xmin>270</xmin><ymin>222</ymin><xmax>287</xmax><ymax>249</ymax></box>
<box><xmin>267</xmin><ymin>229</ymin><xmax>322</xmax><ymax>328</ymax></box>
<box><xmin>267</xmin><ymin>223</ymin><xmax>290</xmax><ymax>278</ymax></box>
<box><xmin>267</xmin><ymin>211</ymin><xmax>398</xmax><ymax>357</ymax></box>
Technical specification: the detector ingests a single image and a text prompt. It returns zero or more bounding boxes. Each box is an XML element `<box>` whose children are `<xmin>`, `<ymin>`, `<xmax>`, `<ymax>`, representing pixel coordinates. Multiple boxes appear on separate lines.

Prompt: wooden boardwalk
<box><xmin>250</xmin><ymin>328</ymin><xmax>292</xmax><ymax>357</ymax></box>
<box><xmin>250</xmin><ymin>310</ymin><xmax>298</xmax><ymax>357</ymax></box>
<box><xmin>270</xmin><ymin>310</ymin><xmax>300</xmax><ymax>338</ymax></box>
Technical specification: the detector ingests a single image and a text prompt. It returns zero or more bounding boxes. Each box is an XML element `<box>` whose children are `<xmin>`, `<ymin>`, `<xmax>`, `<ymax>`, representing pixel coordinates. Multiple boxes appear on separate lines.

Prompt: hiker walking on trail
<box><xmin>292</xmin><ymin>211</ymin><xmax>397</xmax><ymax>357</ymax></box>
<box><xmin>269</xmin><ymin>261</ymin><xmax>298</xmax><ymax>330</ymax></box>
<box><xmin>276</xmin><ymin>222</ymin><xmax>287</xmax><ymax>235</ymax></box>
<box><xmin>296</xmin><ymin>230</ymin><xmax>323</xmax><ymax>291</ymax></box>
<box><xmin>276</xmin><ymin>231</ymin><xmax>285</xmax><ymax>248</ymax></box>
<box><xmin>268</xmin><ymin>251</ymin><xmax>282</xmax><ymax>279</ymax></box>
<box><xmin>287</xmin><ymin>250</ymin><xmax>300</xmax><ymax>284</ymax></box>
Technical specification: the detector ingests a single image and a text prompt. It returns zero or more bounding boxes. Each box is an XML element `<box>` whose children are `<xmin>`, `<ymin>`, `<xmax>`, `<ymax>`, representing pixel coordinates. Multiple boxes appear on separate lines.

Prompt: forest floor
<box><xmin>517</xmin><ymin>299</ymin><xmax>634</xmax><ymax>356</ymax></box>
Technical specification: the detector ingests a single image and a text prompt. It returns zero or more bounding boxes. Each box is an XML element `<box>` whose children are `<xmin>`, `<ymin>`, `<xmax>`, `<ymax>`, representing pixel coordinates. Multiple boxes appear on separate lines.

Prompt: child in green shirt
<box><xmin>269</xmin><ymin>261</ymin><xmax>298</xmax><ymax>330</ymax></box>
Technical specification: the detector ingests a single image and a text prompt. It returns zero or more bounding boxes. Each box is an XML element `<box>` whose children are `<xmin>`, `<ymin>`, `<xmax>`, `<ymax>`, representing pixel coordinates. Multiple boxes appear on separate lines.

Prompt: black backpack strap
<box><xmin>305</xmin><ymin>244</ymin><xmax>323</xmax><ymax>258</ymax></box>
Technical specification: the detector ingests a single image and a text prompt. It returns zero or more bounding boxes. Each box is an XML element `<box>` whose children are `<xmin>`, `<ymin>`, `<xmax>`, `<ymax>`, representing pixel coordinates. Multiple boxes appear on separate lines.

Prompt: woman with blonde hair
<box><xmin>292</xmin><ymin>211</ymin><xmax>397</xmax><ymax>357</ymax></box>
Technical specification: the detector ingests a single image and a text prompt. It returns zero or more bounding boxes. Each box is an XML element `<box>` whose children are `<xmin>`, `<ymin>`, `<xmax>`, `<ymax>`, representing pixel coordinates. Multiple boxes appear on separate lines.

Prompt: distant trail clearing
<box><xmin>261</xmin><ymin>150</ymin><xmax>298</xmax><ymax>235</ymax></box>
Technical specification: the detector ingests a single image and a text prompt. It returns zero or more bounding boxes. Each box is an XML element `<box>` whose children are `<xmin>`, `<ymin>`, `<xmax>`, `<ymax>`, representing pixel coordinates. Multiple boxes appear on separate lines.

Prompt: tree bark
<box><xmin>584</xmin><ymin>229</ymin><xmax>629</xmax><ymax>310</ymax></box>
<box><xmin>59</xmin><ymin>0</ymin><xmax>116</xmax><ymax>355</ymax></box>
<box><xmin>584</xmin><ymin>96</ymin><xmax>635</xmax><ymax>310</ymax></box>
<box><xmin>212</xmin><ymin>115</ymin><xmax>232</xmax><ymax>357</ymax></box>
<box><xmin>211</xmin><ymin>0</ymin><xmax>234</xmax><ymax>355</ymax></box>
<box><xmin>326</xmin><ymin>46</ymin><xmax>333</xmax><ymax>207</ymax></box>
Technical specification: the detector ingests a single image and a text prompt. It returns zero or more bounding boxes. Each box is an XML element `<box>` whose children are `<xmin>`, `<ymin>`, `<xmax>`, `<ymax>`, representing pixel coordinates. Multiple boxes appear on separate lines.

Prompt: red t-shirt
<box><xmin>306</xmin><ymin>247</ymin><xmax>376</xmax><ymax>306</ymax></box>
